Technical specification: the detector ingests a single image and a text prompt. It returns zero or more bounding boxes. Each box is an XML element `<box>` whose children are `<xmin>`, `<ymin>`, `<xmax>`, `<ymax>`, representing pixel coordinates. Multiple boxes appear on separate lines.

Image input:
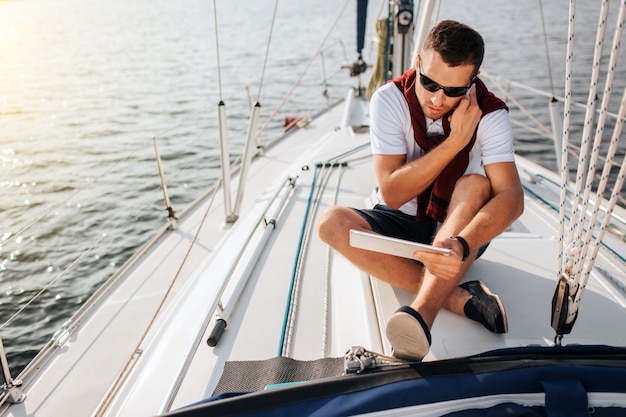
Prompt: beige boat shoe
<box><xmin>385</xmin><ymin>306</ymin><xmax>432</xmax><ymax>361</ymax></box>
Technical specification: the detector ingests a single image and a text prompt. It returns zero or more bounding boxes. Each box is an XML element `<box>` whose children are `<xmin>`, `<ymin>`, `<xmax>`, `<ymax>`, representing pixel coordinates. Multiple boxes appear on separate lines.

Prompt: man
<box><xmin>317</xmin><ymin>20</ymin><xmax>524</xmax><ymax>361</ymax></box>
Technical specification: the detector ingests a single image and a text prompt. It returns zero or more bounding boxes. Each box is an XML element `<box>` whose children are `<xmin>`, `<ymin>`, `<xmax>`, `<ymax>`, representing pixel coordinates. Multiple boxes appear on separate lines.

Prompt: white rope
<box><xmin>283</xmin><ymin>163</ymin><xmax>332</xmax><ymax>357</ymax></box>
<box><xmin>557</xmin><ymin>0</ymin><xmax>576</xmax><ymax>280</ymax></box>
<box><xmin>563</xmin><ymin>0</ymin><xmax>611</xmax><ymax>276</ymax></box>
<box><xmin>321</xmin><ymin>164</ymin><xmax>344</xmax><ymax>358</ymax></box>
<box><xmin>558</xmin><ymin>0</ymin><xmax>626</xmax><ymax>326</ymax></box>
<box><xmin>566</xmin><ymin>2</ymin><xmax>626</xmax><ymax>322</ymax></box>
<box><xmin>575</xmin><ymin>89</ymin><xmax>626</xmax><ymax>314</ymax></box>
<box><xmin>572</xmin><ymin>1</ymin><xmax>626</xmax><ymax>279</ymax></box>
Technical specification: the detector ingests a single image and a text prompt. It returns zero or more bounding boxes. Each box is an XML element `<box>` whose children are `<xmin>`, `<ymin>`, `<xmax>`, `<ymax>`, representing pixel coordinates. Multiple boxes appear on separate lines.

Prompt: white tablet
<box><xmin>349</xmin><ymin>230</ymin><xmax>452</xmax><ymax>259</ymax></box>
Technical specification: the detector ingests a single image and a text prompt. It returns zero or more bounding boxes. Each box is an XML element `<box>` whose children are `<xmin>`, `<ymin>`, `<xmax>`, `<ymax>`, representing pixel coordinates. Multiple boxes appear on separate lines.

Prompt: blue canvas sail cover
<box><xmin>164</xmin><ymin>346</ymin><xmax>626</xmax><ymax>417</ymax></box>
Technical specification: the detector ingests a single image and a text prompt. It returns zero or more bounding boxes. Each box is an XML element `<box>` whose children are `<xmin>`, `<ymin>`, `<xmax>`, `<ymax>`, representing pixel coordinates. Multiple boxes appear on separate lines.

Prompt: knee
<box><xmin>317</xmin><ymin>206</ymin><xmax>360</xmax><ymax>247</ymax></box>
<box><xmin>317</xmin><ymin>206</ymin><xmax>345</xmax><ymax>244</ymax></box>
<box><xmin>456</xmin><ymin>174</ymin><xmax>491</xmax><ymax>202</ymax></box>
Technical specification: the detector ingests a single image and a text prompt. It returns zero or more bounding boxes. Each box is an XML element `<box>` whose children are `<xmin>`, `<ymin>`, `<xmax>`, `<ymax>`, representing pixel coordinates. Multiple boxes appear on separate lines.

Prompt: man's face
<box><xmin>415</xmin><ymin>50</ymin><xmax>476</xmax><ymax>120</ymax></box>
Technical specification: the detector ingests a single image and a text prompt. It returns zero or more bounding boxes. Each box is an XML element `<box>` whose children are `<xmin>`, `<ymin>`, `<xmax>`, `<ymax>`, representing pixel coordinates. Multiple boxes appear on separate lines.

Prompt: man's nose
<box><xmin>430</xmin><ymin>89</ymin><xmax>445</xmax><ymax>106</ymax></box>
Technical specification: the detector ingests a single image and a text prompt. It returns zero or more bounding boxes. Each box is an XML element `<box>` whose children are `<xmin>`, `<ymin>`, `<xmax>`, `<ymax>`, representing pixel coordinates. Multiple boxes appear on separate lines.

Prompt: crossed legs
<box><xmin>318</xmin><ymin>175</ymin><xmax>496</xmax><ymax>356</ymax></box>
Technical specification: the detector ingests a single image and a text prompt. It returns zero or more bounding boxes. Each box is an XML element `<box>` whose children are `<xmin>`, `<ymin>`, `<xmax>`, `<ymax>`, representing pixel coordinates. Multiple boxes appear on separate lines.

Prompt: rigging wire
<box><xmin>0</xmin><ymin>109</ymin><xmax>211</xmax><ymax>338</ymax></box>
<box><xmin>95</xmin><ymin>178</ymin><xmax>223</xmax><ymax>417</ymax></box>
<box><xmin>0</xmin><ymin>144</ymin><xmax>180</xmax><ymax>332</ymax></box>
<box><xmin>255</xmin><ymin>0</ymin><xmax>280</xmax><ymax>103</ymax></box>
<box><xmin>0</xmin><ymin>231</ymin><xmax>108</xmax><ymax>331</ymax></box>
<box><xmin>2</xmin><ymin>107</ymin><xmax>206</xmax><ymax>252</ymax></box>
<box><xmin>283</xmin><ymin>161</ymin><xmax>336</xmax><ymax>357</ymax></box>
<box><xmin>257</xmin><ymin>0</ymin><xmax>352</xmax><ymax>138</ymax></box>
<box><xmin>538</xmin><ymin>0</ymin><xmax>556</xmax><ymax>97</ymax></box>
<box><xmin>212</xmin><ymin>0</ymin><xmax>223</xmax><ymax>101</ymax></box>
<box><xmin>480</xmin><ymin>70</ymin><xmax>625</xmax><ymax>210</ymax></box>
<box><xmin>483</xmin><ymin>73</ymin><xmax>554</xmax><ymax>138</ymax></box>
<box><xmin>1</xmin><ymin>153</ymin><xmax>131</xmax><ymax>250</ymax></box>
<box><xmin>1</xmin><ymin>0</ymin><xmax>282</xmax><ymax>340</ymax></box>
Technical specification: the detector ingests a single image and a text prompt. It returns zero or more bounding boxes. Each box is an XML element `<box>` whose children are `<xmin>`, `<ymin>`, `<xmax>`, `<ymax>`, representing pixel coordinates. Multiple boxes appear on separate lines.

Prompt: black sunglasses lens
<box><xmin>419</xmin><ymin>74</ymin><xmax>440</xmax><ymax>93</ymax></box>
<box><xmin>443</xmin><ymin>87</ymin><xmax>469</xmax><ymax>97</ymax></box>
<box><xmin>418</xmin><ymin>72</ymin><xmax>470</xmax><ymax>97</ymax></box>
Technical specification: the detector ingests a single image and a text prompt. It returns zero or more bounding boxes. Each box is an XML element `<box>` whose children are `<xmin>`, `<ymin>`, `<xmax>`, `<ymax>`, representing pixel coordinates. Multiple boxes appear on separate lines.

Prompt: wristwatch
<box><xmin>451</xmin><ymin>236</ymin><xmax>470</xmax><ymax>262</ymax></box>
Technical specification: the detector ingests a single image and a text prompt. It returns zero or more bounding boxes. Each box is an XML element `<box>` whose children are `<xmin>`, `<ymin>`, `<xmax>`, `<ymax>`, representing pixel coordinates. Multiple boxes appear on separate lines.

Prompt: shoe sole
<box><xmin>477</xmin><ymin>281</ymin><xmax>508</xmax><ymax>333</ymax></box>
<box><xmin>386</xmin><ymin>311</ymin><xmax>430</xmax><ymax>361</ymax></box>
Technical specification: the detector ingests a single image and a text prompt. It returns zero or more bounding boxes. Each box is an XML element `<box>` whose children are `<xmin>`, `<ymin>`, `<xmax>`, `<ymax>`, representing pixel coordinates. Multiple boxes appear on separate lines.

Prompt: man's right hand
<box><xmin>448</xmin><ymin>84</ymin><xmax>482</xmax><ymax>148</ymax></box>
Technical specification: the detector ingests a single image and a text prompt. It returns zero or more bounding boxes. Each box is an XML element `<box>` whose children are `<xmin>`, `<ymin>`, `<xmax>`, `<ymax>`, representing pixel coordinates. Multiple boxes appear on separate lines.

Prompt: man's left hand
<box><xmin>413</xmin><ymin>238</ymin><xmax>464</xmax><ymax>281</ymax></box>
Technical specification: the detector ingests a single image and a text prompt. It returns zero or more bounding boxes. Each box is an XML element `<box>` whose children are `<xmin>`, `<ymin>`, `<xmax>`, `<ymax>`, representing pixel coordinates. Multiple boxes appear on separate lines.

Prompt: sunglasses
<box><xmin>418</xmin><ymin>60</ymin><xmax>475</xmax><ymax>98</ymax></box>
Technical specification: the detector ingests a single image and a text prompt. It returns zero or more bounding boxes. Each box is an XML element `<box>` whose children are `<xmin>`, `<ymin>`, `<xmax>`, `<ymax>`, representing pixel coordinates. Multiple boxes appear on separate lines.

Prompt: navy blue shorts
<box><xmin>352</xmin><ymin>204</ymin><xmax>489</xmax><ymax>258</ymax></box>
<box><xmin>352</xmin><ymin>204</ymin><xmax>437</xmax><ymax>244</ymax></box>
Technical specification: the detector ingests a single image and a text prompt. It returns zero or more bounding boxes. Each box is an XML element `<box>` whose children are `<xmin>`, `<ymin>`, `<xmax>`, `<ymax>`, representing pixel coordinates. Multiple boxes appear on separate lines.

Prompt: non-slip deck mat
<box><xmin>213</xmin><ymin>356</ymin><xmax>344</xmax><ymax>395</ymax></box>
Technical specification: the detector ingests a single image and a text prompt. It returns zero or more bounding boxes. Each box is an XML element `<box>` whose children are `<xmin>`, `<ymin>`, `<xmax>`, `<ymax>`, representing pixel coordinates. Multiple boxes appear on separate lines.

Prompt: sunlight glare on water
<box><xmin>0</xmin><ymin>0</ymin><xmax>358</xmax><ymax>373</ymax></box>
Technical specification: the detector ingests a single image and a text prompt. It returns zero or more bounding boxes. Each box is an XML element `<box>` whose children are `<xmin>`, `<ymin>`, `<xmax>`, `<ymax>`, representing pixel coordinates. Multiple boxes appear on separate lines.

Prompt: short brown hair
<box><xmin>422</xmin><ymin>20</ymin><xmax>484</xmax><ymax>72</ymax></box>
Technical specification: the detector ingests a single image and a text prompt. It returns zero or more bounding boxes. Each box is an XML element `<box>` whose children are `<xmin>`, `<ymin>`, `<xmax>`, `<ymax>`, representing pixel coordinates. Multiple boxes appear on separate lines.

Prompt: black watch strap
<box><xmin>452</xmin><ymin>236</ymin><xmax>470</xmax><ymax>262</ymax></box>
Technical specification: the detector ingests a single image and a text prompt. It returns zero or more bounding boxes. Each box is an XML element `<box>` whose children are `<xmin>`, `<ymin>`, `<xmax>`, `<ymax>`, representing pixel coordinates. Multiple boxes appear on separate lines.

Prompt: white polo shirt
<box><xmin>370</xmin><ymin>81</ymin><xmax>515</xmax><ymax>216</ymax></box>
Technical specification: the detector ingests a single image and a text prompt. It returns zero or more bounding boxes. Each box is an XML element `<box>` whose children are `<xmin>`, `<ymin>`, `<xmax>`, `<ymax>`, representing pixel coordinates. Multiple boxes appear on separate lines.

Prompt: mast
<box><xmin>390</xmin><ymin>0</ymin><xmax>417</xmax><ymax>78</ymax></box>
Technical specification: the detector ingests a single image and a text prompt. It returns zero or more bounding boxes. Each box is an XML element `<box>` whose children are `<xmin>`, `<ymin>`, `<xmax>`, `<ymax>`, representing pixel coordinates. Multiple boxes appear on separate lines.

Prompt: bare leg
<box><xmin>409</xmin><ymin>174</ymin><xmax>492</xmax><ymax>328</ymax></box>
<box><xmin>318</xmin><ymin>174</ymin><xmax>491</xmax><ymax>327</ymax></box>
<box><xmin>382</xmin><ymin>175</ymin><xmax>496</xmax><ymax>360</ymax></box>
<box><xmin>317</xmin><ymin>206</ymin><xmax>426</xmax><ymax>293</ymax></box>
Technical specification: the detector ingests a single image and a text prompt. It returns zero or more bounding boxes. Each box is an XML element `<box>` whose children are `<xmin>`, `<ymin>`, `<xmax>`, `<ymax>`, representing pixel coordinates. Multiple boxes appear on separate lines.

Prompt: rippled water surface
<box><xmin>0</xmin><ymin>0</ymin><xmax>624</xmax><ymax>373</ymax></box>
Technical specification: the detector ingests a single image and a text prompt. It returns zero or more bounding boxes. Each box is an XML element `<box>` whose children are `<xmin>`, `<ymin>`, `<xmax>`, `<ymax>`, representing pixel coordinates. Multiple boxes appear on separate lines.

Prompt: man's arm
<box><xmin>373</xmin><ymin>85</ymin><xmax>482</xmax><ymax>209</ymax></box>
